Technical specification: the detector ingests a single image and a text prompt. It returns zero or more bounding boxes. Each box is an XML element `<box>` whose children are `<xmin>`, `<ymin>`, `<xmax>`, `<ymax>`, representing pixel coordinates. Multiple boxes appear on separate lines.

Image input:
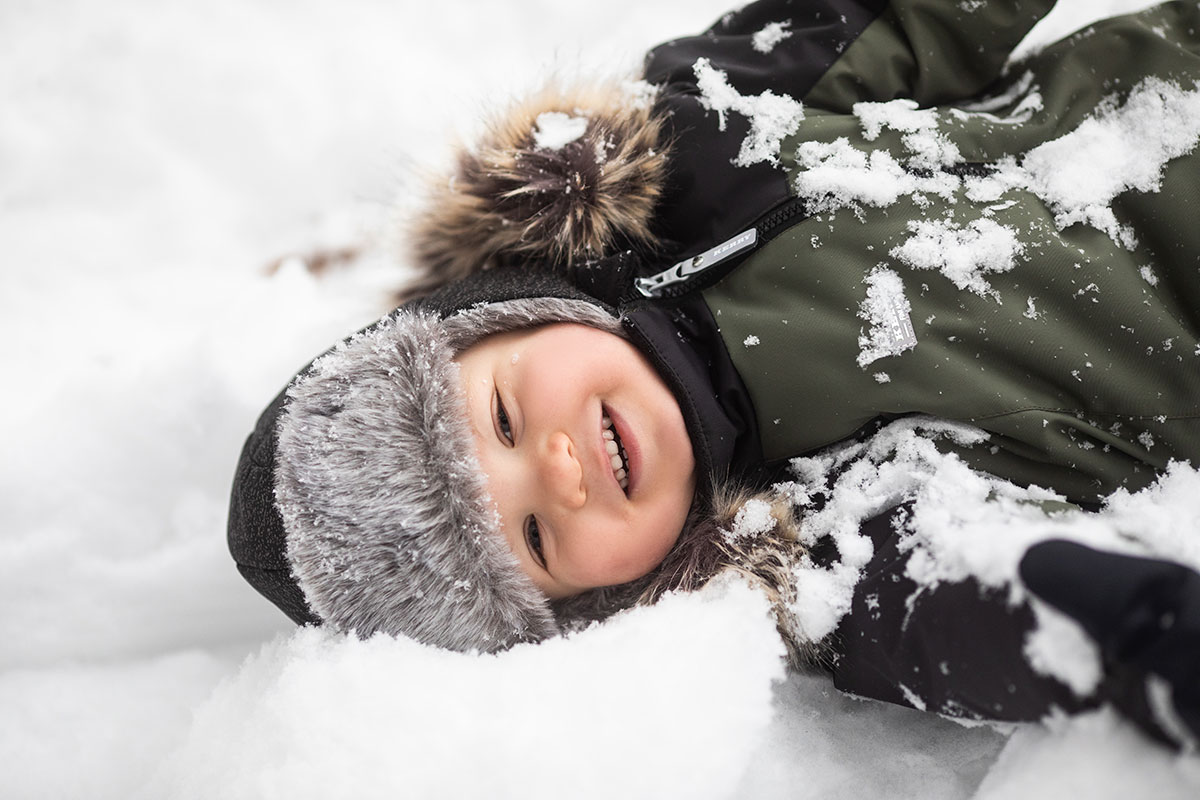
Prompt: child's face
<box><xmin>455</xmin><ymin>323</ymin><xmax>697</xmax><ymax>599</ymax></box>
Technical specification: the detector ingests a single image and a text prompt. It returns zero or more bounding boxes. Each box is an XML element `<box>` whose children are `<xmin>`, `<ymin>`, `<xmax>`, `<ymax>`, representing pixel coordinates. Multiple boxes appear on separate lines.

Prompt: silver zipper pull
<box><xmin>635</xmin><ymin>228</ymin><xmax>758</xmax><ymax>297</ymax></box>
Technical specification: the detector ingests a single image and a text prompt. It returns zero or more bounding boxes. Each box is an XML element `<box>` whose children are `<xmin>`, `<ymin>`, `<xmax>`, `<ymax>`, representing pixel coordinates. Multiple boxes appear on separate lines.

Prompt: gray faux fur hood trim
<box><xmin>273</xmin><ymin>296</ymin><xmax>622</xmax><ymax>652</ymax></box>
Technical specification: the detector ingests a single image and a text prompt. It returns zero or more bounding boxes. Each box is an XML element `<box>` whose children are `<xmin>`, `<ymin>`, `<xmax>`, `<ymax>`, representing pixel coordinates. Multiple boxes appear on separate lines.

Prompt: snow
<box><xmin>752</xmin><ymin>21</ymin><xmax>793</xmax><ymax>54</ymax></box>
<box><xmin>955</xmin><ymin>77</ymin><xmax>1200</xmax><ymax>251</ymax></box>
<box><xmin>778</xmin><ymin>418</ymin><xmax>993</xmax><ymax>642</ymax></box>
<box><xmin>532</xmin><ymin>111</ymin><xmax>589</xmax><ymax>150</ymax></box>
<box><xmin>1020</xmin><ymin>77</ymin><xmax>1200</xmax><ymax>249</ymax></box>
<box><xmin>147</xmin><ymin>580</ymin><xmax>787</xmax><ymax>800</ymax></box>
<box><xmin>972</xmin><ymin>709</ymin><xmax>1200</xmax><ymax>799</ymax></box>
<box><xmin>723</xmin><ymin>497</ymin><xmax>777</xmax><ymax>543</ymax></box>
<box><xmin>773</xmin><ymin>422</ymin><xmax>1200</xmax><ymax>703</ymax></box>
<box><xmin>793</xmin><ymin>137</ymin><xmax>957</xmax><ymax>212</ymax></box>
<box><xmin>693</xmin><ymin>56</ymin><xmax>804</xmax><ymax>166</ymax></box>
<box><xmin>889</xmin><ymin>218</ymin><xmax>1024</xmax><ymax>298</ymax></box>
<box><xmin>1023</xmin><ymin>603</ymin><xmax>1104</xmax><ymax>697</ymax></box>
<box><xmin>857</xmin><ymin>266</ymin><xmax>918</xmax><ymax>367</ymax></box>
<box><xmin>796</xmin><ymin>72</ymin><xmax>1200</xmax><ymax>306</ymax></box>
<box><xmin>4</xmin><ymin>0</ymin><xmax>1197</xmax><ymax>799</ymax></box>
<box><xmin>854</xmin><ymin>99</ymin><xmax>962</xmax><ymax>169</ymax></box>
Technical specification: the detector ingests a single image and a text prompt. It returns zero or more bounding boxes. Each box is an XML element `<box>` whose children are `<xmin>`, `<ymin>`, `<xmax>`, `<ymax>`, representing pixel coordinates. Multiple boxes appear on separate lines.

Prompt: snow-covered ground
<box><xmin>3</xmin><ymin>1</ymin><xmax>1198</xmax><ymax>798</ymax></box>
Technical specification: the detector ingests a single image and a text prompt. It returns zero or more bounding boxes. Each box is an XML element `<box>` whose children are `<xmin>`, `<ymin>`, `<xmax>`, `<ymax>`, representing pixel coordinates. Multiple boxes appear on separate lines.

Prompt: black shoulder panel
<box><xmin>644</xmin><ymin>0</ymin><xmax>888</xmax><ymax>96</ymax></box>
<box><xmin>642</xmin><ymin>0</ymin><xmax>888</xmax><ymax>260</ymax></box>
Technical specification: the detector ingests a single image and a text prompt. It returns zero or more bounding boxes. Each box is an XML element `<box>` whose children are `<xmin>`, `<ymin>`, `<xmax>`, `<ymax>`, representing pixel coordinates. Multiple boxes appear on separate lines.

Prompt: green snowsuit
<box><xmin>641</xmin><ymin>0</ymin><xmax>1200</xmax><ymax>503</ymax></box>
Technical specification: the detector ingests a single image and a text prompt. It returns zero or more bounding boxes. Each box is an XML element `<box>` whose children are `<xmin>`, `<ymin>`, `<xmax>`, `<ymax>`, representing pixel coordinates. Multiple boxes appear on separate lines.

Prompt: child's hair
<box><xmin>552</xmin><ymin>482</ymin><xmax>823</xmax><ymax>668</ymax></box>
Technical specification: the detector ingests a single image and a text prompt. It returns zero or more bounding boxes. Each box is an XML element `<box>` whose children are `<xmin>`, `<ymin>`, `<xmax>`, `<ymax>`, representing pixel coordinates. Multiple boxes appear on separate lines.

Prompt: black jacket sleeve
<box><xmin>830</xmin><ymin>509</ymin><xmax>1094</xmax><ymax>722</ymax></box>
<box><xmin>832</xmin><ymin>508</ymin><xmax>1200</xmax><ymax>750</ymax></box>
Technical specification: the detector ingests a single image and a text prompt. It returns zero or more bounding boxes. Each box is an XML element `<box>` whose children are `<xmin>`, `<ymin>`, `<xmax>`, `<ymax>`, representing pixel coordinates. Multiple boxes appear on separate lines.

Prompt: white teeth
<box><xmin>602</xmin><ymin>412</ymin><xmax>629</xmax><ymax>492</ymax></box>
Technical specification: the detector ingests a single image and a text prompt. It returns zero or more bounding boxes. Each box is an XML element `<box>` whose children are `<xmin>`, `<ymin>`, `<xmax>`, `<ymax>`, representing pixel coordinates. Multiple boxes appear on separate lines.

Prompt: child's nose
<box><xmin>539</xmin><ymin>431</ymin><xmax>586</xmax><ymax>510</ymax></box>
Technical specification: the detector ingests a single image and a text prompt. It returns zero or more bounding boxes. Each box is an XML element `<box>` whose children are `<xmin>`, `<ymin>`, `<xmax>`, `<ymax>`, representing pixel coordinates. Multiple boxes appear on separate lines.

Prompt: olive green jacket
<box><xmin>640</xmin><ymin>0</ymin><xmax>1200</xmax><ymax>502</ymax></box>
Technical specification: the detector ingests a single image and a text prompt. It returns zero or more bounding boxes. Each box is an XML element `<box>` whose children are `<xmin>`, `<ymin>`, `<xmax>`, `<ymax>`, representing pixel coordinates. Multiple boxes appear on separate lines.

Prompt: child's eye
<box><xmin>495</xmin><ymin>391</ymin><xmax>513</xmax><ymax>444</ymax></box>
<box><xmin>525</xmin><ymin>516</ymin><xmax>545</xmax><ymax>568</ymax></box>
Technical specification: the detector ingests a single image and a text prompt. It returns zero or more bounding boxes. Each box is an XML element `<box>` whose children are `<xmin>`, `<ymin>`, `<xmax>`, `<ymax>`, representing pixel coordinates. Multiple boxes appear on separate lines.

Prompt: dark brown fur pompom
<box><xmin>402</xmin><ymin>80</ymin><xmax>669</xmax><ymax>302</ymax></box>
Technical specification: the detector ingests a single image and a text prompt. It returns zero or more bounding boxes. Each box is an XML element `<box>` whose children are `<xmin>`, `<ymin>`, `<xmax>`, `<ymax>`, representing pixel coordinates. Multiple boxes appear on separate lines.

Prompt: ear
<box><xmin>402</xmin><ymin>78</ymin><xmax>669</xmax><ymax>301</ymax></box>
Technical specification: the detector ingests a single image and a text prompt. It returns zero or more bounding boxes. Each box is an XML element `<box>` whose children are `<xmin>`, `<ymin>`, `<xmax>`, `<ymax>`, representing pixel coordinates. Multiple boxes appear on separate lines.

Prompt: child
<box><xmin>228</xmin><ymin>1</ymin><xmax>1200</xmax><ymax>748</ymax></box>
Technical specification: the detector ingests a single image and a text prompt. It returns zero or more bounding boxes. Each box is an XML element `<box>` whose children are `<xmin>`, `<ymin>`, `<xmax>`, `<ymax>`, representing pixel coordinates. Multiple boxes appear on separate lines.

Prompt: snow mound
<box><xmin>147</xmin><ymin>579</ymin><xmax>786</xmax><ymax>800</ymax></box>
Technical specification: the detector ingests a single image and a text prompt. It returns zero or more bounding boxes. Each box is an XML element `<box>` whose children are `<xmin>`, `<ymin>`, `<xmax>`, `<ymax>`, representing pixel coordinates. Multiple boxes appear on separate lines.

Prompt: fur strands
<box><xmin>553</xmin><ymin>482</ymin><xmax>826</xmax><ymax>669</ymax></box>
<box><xmin>405</xmin><ymin>79</ymin><xmax>669</xmax><ymax>301</ymax></box>
<box><xmin>274</xmin><ymin>296</ymin><xmax>624</xmax><ymax>652</ymax></box>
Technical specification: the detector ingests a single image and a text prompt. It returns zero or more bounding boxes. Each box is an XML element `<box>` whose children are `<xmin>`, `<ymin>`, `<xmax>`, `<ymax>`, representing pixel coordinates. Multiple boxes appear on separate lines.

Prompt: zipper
<box><xmin>634</xmin><ymin>196</ymin><xmax>810</xmax><ymax>299</ymax></box>
<box><xmin>630</xmin><ymin>159</ymin><xmax>995</xmax><ymax>300</ymax></box>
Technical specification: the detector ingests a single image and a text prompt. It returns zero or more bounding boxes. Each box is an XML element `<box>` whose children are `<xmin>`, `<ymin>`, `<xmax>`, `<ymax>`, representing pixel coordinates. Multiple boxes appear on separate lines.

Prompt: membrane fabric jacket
<box><xmin>638</xmin><ymin>0</ymin><xmax>1200</xmax><ymax>503</ymax></box>
<box><xmin>230</xmin><ymin>0</ymin><xmax>1200</xmax><ymax>748</ymax></box>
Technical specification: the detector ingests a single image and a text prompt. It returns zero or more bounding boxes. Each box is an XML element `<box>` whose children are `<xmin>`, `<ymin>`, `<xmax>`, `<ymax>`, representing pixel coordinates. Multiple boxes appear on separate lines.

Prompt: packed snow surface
<box><xmin>4</xmin><ymin>1</ymin><xmax>1198</xmax><ymax>799</ymax></box>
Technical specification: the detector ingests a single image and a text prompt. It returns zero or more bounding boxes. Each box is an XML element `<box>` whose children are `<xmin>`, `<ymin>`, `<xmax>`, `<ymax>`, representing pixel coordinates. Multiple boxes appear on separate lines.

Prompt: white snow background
<box><xmin>3</xmin><ymin>0</ymin><xmax>1199</xmax><ymax>798</ymax></box>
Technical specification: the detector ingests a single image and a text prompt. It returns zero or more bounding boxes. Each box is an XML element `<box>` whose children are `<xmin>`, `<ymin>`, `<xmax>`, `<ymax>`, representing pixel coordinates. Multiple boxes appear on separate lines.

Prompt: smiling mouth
<box><xmin>601</xmin><ymin>412</ymin><xmax>630</xmax><ymax>492</ymax></box>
